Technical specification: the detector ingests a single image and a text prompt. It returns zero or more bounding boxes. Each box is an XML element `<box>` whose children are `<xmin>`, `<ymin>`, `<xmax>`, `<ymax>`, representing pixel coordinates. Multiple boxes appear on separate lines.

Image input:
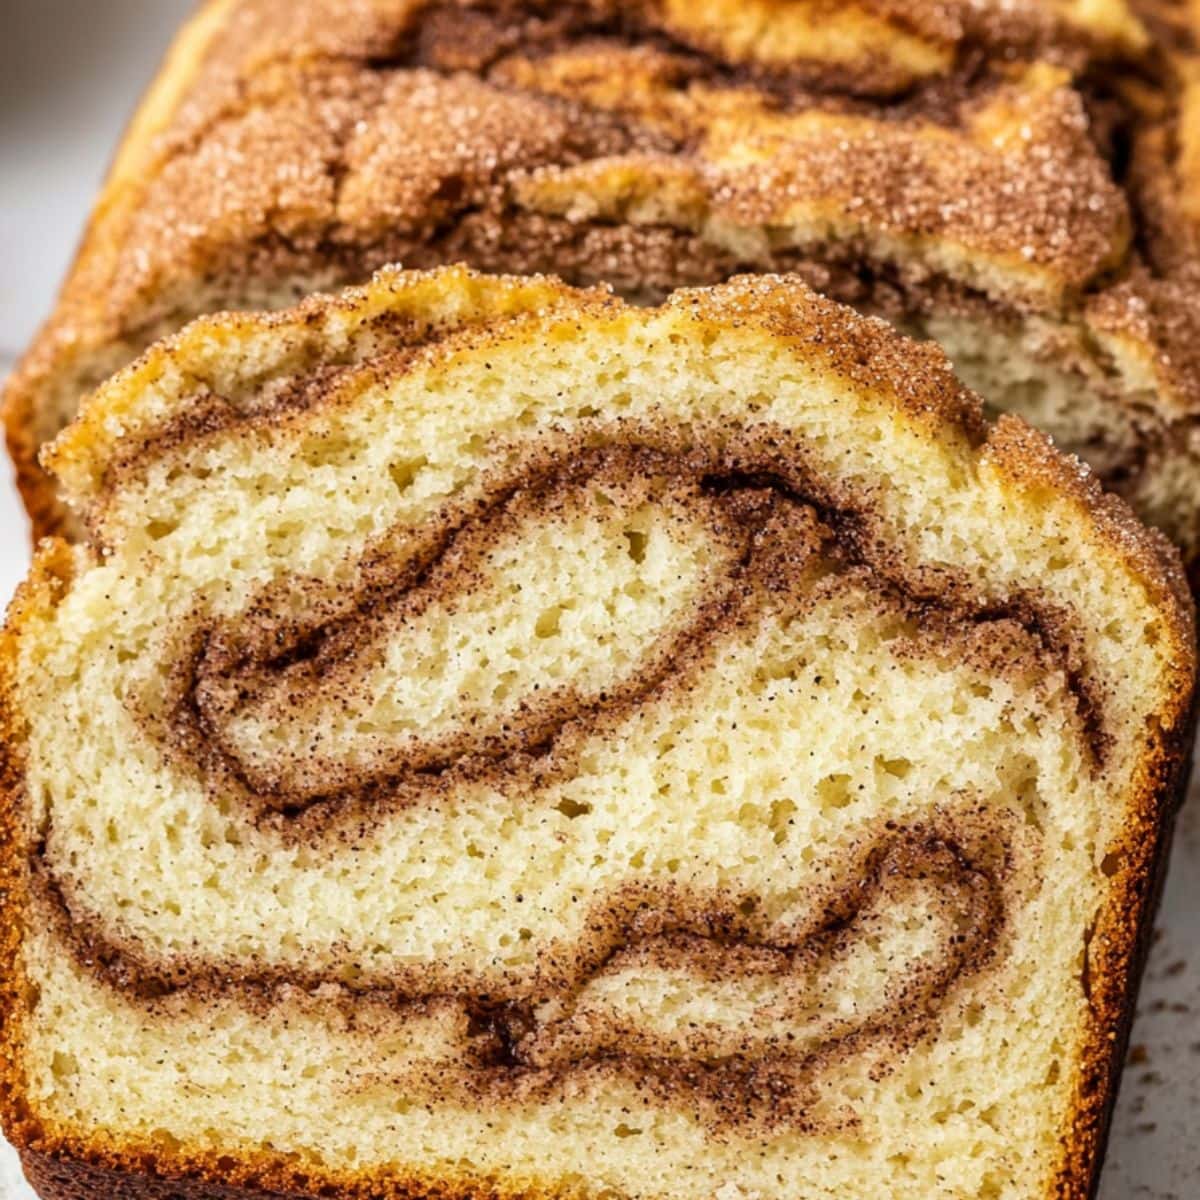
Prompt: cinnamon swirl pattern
<box><xmin>1</xmin><ymin>269</ymin><xmax>1194</xmax><ymax>1200</ymax></box>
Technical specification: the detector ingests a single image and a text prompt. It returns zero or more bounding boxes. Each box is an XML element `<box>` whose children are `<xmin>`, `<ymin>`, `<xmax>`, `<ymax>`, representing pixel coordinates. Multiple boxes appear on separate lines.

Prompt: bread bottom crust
<box><xmin>21</xmin><ymin>1150</ymin><xmax>285</xmax><ymax>1200</ymax></box>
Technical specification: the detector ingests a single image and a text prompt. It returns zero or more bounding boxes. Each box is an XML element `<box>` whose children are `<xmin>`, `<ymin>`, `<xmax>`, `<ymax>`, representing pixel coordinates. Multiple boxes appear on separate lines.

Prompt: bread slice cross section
<box><xmin>1</xmin><ymin>266</ymin><xmax>1194</xmax><ymax>1200</ymax></box>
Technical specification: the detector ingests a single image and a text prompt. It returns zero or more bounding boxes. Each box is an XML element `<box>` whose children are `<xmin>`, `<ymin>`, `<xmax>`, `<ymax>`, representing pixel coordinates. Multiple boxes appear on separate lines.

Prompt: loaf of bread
<box><xmin>5</xmin><ymin>0</ymin><xmax>1200</xmax><ymax>579</ymax></box>
<box><xmin>0</xmin><ymin>266</ymin><xmax>1194</xmax><ymax>1199</ymax></box>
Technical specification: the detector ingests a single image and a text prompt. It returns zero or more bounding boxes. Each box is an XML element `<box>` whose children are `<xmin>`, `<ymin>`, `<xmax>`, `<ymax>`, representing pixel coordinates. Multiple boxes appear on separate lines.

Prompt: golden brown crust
<box><xmin>9</xmin><ymin>0</ymin><xmax>1200</xmax><ymax>555</ymax></box>
<box><xmin>983</xmin><ymin>414</ymin><xmax>1200</xmax><ymax>1196</ymax></box>
<box><xmin>19</xmin><ymin>1137</ymin><xmax>600</xmax><ymax>1200</ymax></box>
<box><xmin>0</xmin><ymin>541</ymin><xmax>77</xmax><ymax>1157</ymax></box>
<box><xmin>1</xmin><ymin>266</ymin><xmax>1196</xmax><ymax>1200</ymax></box>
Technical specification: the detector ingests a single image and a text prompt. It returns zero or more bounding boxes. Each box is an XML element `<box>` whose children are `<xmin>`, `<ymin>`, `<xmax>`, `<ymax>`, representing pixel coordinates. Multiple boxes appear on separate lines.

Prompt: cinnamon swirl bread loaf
<box><xmin>0</xmin><ymin>266</ymin><xmax>1194</xmax><ymax>1199</ymax></box>
<box><xmin>7</xmin><ymin>0</ymin><xmax>1200</xmax><ymax>580</ymax></box>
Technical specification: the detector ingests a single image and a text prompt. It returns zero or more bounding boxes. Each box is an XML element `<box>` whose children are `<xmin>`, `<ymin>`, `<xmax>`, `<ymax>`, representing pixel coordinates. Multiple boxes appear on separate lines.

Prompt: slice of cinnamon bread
<box><xmin>0</xmin><ymin>266</ymin><xmax>1194</xmax><ymax>1199</ymax></box>
<box><xmin>7</xmin><ymin>0</ymin><xmax>1200</xmax><ymax>580</ymax></box>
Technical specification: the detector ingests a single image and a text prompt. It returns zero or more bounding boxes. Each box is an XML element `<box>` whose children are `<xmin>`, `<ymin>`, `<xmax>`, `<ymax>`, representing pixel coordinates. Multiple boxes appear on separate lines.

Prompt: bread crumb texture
<box><xmin>0</xmin><ymin>267</ymin><xmax>1194</xmax><ymax>1200</ymax></box>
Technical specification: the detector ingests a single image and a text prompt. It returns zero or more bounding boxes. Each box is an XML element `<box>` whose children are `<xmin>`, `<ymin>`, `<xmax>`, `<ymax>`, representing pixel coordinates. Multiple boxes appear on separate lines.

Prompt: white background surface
<box><xmin>0</xmin><ymin>2</ymin><xmax>1198</xmax><ymax>1196</ymax></box>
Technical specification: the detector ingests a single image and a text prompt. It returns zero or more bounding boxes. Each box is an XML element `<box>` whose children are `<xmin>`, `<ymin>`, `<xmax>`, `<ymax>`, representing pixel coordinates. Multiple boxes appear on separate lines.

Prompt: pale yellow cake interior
<box><xmin>8</xmin><ymin>269</ymin><xmax>1189</xmax><ymax>1200</ymax></box>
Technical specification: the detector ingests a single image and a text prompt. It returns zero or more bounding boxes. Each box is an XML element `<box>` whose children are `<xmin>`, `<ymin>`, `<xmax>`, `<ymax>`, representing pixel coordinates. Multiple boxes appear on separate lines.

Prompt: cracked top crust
<box><xmin>27</xmin><ymin>0</ymin><xmax>1149</xmax><ymax>318</ymax></box>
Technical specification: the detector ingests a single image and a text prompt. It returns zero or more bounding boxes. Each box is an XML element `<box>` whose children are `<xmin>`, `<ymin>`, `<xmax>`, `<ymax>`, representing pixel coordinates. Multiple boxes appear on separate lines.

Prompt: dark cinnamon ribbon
<box><xmin>40</xmin><ymin>435</ymin><xmax>1073</xmax><ymax>1126</ymax></box>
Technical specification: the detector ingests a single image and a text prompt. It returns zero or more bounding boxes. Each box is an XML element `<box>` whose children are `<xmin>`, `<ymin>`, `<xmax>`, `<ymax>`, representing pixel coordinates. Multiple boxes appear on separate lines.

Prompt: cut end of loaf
<box><xmin>1</xmin><ymin>266</ymin><xmax>1194</xmax><ymax>1200</ymax></box>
